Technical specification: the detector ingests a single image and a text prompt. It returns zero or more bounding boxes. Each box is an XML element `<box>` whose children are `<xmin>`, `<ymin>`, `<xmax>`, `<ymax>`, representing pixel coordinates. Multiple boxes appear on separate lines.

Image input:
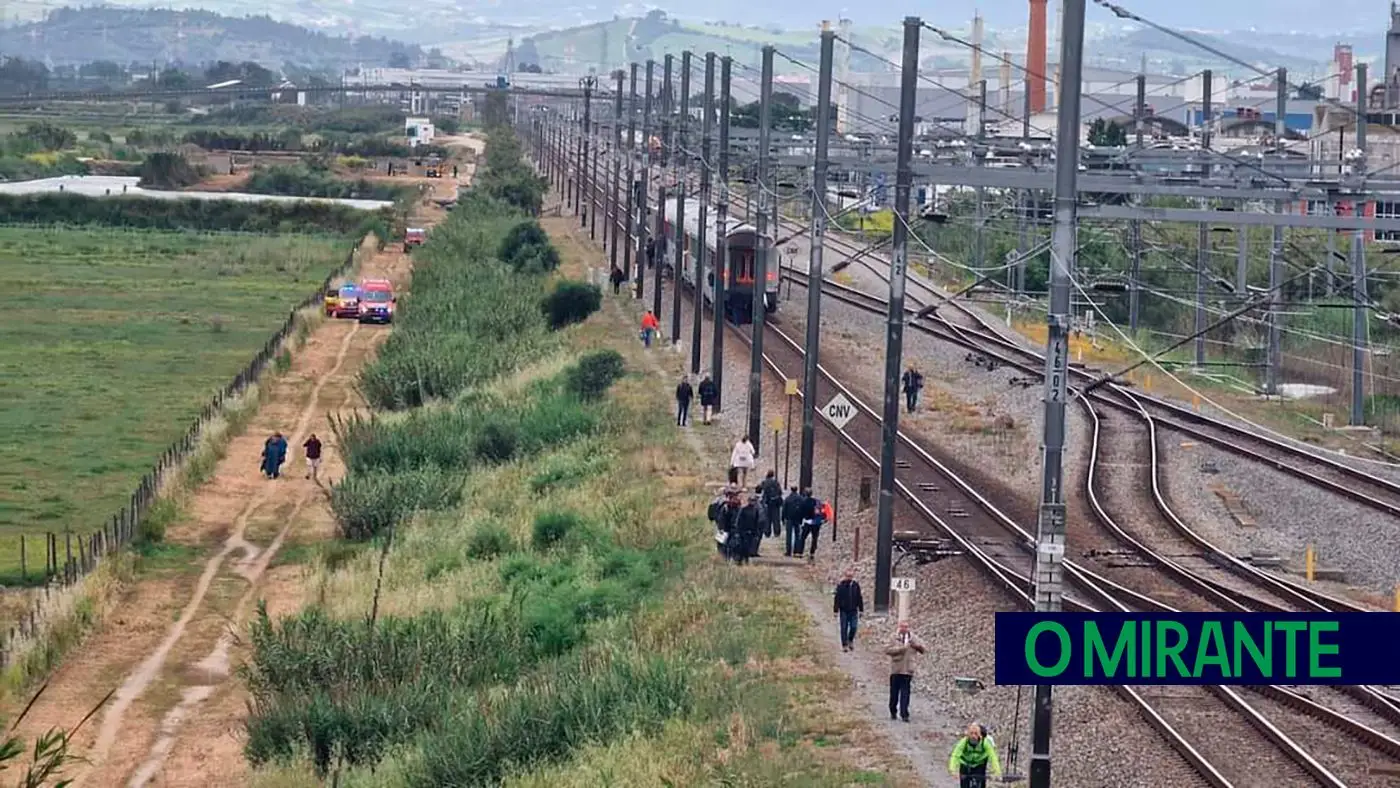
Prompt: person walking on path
<box><xmin>729</xmin><ymin>436</ymin><xmax>756</xmax><ymax>489</ymax></box>
<box><xmin>260</xmin><ymin>435</ymin><xmax>277</xmax><ymax>479</ymax></box>
<box><xmin>610</xmin><ymin>264</ymin><xmax>626</xmax><ymax>295</ymax></box>
<box><xmin>758</xmin><ymin>471</ymin><xmax>783</xmax><ymax>538</ymax></box>
<box><xmin>640</xmin><ymin>310</ymin><xmax>660</xmax><ymax>348</ymax></box>
<box><xmin>833</xmin><ymin>568</ymin><xmax>864</xmax><ymax>651</ymax></box>
<box><xmin>885</xmin><ymin>620</ymin><xmax>926</xmax><ymax>722</ymax></box>
<box><xmin>271</xmin><ymin>432</ymin><xmax>288</xmax><ymax>478</ymax></box>
<box><xmin>734</xmin><ymin>494</ymin><xmax>762</xmax><ymax>563</ymax></box>
<box><xmin>798</xmin><ymin>491</ymin><xmax>828</xmax><ymax>560</ymax></box>
<box><xmin>303</xmin><ymin>433</ymin><xmax>323</xmax><ymax>482</ymax></box>
<box><xmin>675</xmin><ymin>377</ymin><xmax>694</xmax><ymax>427</ymax></box>
<box><xmin>697</xmin><ymin>375</ymin><xmax>718</xmax><ymax>424</ymax></box>
<box><xmin>781</xmin><ymin>487</ymin><xmax>804</xmax><ymax>557</ymax></box>
<box><xmin>948</xmin><ymin>723</ymin><xmax>1002</xmax><ymax>788</ymax></box>
<box><xmin>902</xmin><ymin>366</ymin><xmax>925</xmax><ymax>413</ymax></box>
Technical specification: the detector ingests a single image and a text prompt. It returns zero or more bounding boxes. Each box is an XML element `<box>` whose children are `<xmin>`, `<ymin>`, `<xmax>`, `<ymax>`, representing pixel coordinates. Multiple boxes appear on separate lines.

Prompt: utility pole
<box><xmin>624</xmin><ymin>63</ymin><xmax>638</xmax><ymax>283</ymax></box>
<box><xmin>1195</xmin><ymin>69</ymin><xmax>1212</xmax><ymax>368</ymax></box>
<box><xmin>653</xmin><ymin>60</ymin><xmax>669</xmax><ymax>317</ymax></box>
<box><xmin>748</xmin><ymin>45</ymin><xmax>775</xmax><ymax>452</ymax></box>
<box><xmin>974</xmin><ymin>78</ymin><xmax>987</xmax><ymax>274</ymax></box>
<box><xmin>1352</xmin><ymin>61</ymin><xmax>1369</xmax><ymax>427</ymax></box>
<box><xmin>590</xmin><ymin>119</ymin><xmax>601</xmax><ymax>239</ymax></box>
<box><xmin>1029</xmin><ymin>0</ymin><xmax>1086</xmax><ymax>785</ymax></box>
<box><xmin>874</xmin><ymin>16</ymin><xmax>921</xmax><ymax>615</ymax></box>
<box><xmin>798</xmin><ymin>24</ymin><xmax>835</xmax><ymax>492</ymax></box>
<box><xmin>578</xmin><ymin>77</ymin><xmax>594</xmax><ymax>230</ymax></box>
<box><xmin>1129</xmin><ymin>73</ymin><xmax>1145</xmax><ymax>332</ymax></box>
<box><xmin>1017</xmin><ymin>80</ymin><xmax>1033</xmax><ymax>295</ymax></box>
<box><xmin>711</xmin><ymin>56</ymin><xmax>732</xmax><ymax>413</ymax></box>
<box><xmin>694</xmin><ymin>54</ymin><xmax>716</xmax><ymax>377</ymax></box>
<box><xmin>677</xmin><ymin>51</ymin><xmax>694</xmax><ymax>357</ymax></box>
<box><xmin>636</xmin><ymin>60</ymin><xmax>654</xmax><ymax>302</ymax></box>
<box><xmin>610</xmin><ymin>70</ymin><xmax>624</xmax><ymax>270</ymax></box>
<box><xmin>1267</xmin><ymin>67</ymin><xmax>1288</xmax><ymax>396</ymax></box>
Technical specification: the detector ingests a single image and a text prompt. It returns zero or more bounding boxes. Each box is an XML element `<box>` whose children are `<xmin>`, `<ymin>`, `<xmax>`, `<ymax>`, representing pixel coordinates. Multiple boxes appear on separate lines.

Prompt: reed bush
<box><xmin>328</xmin><ymin>465</ymin><xmax>461</xmax><ymax>540</ymax></box>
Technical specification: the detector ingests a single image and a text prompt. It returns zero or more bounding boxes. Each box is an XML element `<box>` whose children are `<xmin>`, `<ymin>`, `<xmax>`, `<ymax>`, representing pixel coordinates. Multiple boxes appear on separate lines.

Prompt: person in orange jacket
<box><xmin>640</xmin><ymin>310</ymin><xmax>659</xmax><ymax>348</ymax></box>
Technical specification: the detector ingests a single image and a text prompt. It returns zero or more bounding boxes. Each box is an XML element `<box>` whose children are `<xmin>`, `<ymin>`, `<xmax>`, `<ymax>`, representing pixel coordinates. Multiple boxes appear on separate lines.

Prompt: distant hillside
<box><xmin>518</xmin><ymin>12</ymin><xmax>900</xmax><ymax>75</ymax></box>
<box><xmin>0</xmin><ymin>8</ymin><xmax>425</xmax><ymax>69</ymax></box>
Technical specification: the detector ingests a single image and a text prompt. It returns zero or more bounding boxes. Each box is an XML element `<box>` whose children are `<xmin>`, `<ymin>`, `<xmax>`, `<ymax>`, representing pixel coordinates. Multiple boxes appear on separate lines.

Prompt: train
<box><xmin>659</xmin><ymin>196</ymin><xmax>780</xmax><ymax>325</ymax></box>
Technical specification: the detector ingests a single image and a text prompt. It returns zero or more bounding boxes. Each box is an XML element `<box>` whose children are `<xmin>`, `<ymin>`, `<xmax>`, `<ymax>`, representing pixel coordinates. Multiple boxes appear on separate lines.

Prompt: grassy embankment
<box><xmin>244</xmin><ymin>127</ymin><xmax>896</xmax><ymax>787</ymax></box>
<box><xmin>0</xmin><ymin>228</ymin><xmax>351</xmax><ymax>585</ymax></box>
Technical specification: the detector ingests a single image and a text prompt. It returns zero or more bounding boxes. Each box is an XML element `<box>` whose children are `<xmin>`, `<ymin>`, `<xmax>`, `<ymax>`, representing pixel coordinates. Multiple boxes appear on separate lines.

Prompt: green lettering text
<box><xmin>1025</xmin><ymin>622</ymin><xmax>1072</xmax><ymax>677</ymax></box>
<box><xmin>1275</xmin><ymin>621</ymin><xmax>1307</xmax><ymax>678</ymax></box>
<box><xmin>1155</xmin><ymin>621</ymin><xmax>1190</xmax><ymax>678</ymax></box>
<box><xmin>1194</xmin><ymin>621</ymin><xmax>1230</xmax><ymax>678</ymax></box>
<box><xmin>1232</xmin><ymin>621</ymin><xmax>1272</xmax><ymax>678</ymax></box>
<box><xmin>1085</xmin><ymin>622</ymin><xmax>1136</xmax><ymax>678</ymax></box>
<box><xmin>1308</xmin><ymin>621</ymin><xmax>1341</xmax><ymax>679</ymax></box>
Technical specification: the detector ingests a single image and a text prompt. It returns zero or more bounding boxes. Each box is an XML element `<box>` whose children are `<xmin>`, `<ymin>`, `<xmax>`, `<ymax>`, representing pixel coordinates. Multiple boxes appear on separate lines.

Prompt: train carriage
<box><xmin>660</xmin><ymin>196</ymin><xmax>779</xmax><ymax>325</ymax></box>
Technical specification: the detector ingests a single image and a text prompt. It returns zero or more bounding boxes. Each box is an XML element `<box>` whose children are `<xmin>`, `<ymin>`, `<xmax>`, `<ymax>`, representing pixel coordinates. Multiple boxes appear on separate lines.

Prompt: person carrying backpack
<box><xmin>697</xmin><ymin>375</ymin><xmax>718</xmax><ymax>424</ymax></box>
<box><xmin>948</xmin><ymin>722</ymin><xmax>1002</xmax><ymax>788</ymax></box>
<box><xmin>758</xmin><ymin>471</ymin><xmax>783</xmax><ymax>538</ymax></box>
<box><xmin>781</xmin><ymin>487</ymin><xmax>804</xmax><ymax>557</ymax></box>
<box><xmin>801</xmin><ymin>493</ymin><xmax>827</xmax><ymax>561</ymax></box>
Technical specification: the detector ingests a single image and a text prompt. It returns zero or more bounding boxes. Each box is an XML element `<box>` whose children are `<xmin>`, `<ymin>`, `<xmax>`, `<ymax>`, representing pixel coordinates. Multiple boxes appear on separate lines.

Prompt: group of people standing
<box><xmin>259</xmin><ymin>432</ymin><xmax>323</xmax><ymax>482</ymax></box>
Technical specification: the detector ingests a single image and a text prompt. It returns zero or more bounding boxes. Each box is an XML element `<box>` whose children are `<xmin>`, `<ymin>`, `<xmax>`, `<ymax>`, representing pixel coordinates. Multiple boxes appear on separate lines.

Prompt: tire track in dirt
<box><xmin>87</xmin><ymin>320</ymin><xmax>362</xmax><ymax>768</ymax></box>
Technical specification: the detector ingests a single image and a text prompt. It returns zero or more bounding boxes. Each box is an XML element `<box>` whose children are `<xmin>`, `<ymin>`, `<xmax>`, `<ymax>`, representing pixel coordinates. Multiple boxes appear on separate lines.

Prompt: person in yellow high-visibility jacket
<box><xmin>948</xmin><ymin>722</ymin><xmax>1002</xmax><ymax>788</ymax></box>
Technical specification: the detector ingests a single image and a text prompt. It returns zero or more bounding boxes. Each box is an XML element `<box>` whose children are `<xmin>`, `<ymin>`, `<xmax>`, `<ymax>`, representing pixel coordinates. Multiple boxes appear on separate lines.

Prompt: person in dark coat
<box><xmin>609</xmin><ymin>265</ymin><xmax>626</xmax><ymax>295</ymax></box>
<box><xmin>781</xmin><ymin>487</ymin><xmax>804</xmax><ymax>557</ymax></box>
<box><xmin>303</xmin><ymin>434</ymin><xmax>323</xmax><ymax>481</ymax></box>
<box><xmin>260</xmin><ymin>435</ymin><xmax>278</xmax><ymax>478</ymax></box>
<box><xmin>269</xmin><ymin>432</ymin><xmax>288</xmax><ymax>479</ymax></box>
<box><xmin>715</xmin><ymin>487</ymin><xmax>742</xmax><ymax>558</ymax></box>
<box><xmin>758</xmin><ymin>471</ymin><xmax>783</xmax><ymax>538</ymax></box>
<box><xmin>734</xmin><ymin>495</ymin><xmax>762</xmax><ymax>563</ymax></box>
<box><xmin>675</xmin><ymin>376</ymin><xmax>694</xmax><ymax>427</ymax></box>
<box><xmin>902</xmin><ymin>367</ymin><xmax>925</xmax><ymax>413</ymax></box>
<box><xmin>834</xmin><ymin>568</ymin><xmax>865</xmax><ymax>651</ymax></box>
<box><xmin>697</xmin><ymin>375</ymin><xmax>718</xmax><ymax>424</ymax></box>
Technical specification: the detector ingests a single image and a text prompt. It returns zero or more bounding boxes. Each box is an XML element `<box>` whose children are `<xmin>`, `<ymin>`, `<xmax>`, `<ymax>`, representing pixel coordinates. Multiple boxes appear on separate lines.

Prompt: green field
<box><xmin>0</xmin><ymin>227</ymin><xmax>350</xmax><ymax>583</ymax></box>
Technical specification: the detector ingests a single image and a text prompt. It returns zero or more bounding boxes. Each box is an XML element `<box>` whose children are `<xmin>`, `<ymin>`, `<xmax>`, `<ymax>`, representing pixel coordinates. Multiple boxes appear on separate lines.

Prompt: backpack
<box><xmin>810</xmin><ymin>500</ymin><xmax>827</xmax><ymax>525</ymax></box>
<box><xmin>707</xmin><ymin>498</ymin><xmax>724</xmax><ymax>523</ymax></box>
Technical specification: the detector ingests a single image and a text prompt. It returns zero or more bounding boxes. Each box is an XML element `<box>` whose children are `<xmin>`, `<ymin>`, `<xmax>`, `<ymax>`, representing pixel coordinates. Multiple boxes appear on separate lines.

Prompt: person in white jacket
<box><xmin>729</xmin><ymin>436</ymin><xmax>756</xmax><ymax>489</ymax></box>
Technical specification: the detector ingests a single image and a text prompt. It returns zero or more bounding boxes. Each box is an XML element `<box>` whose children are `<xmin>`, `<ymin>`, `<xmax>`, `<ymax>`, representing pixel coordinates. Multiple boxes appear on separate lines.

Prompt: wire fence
<box><xmin>0</xmin><ymin>238</ymin><xmax>367</xmax><ymax>669</ymax></box>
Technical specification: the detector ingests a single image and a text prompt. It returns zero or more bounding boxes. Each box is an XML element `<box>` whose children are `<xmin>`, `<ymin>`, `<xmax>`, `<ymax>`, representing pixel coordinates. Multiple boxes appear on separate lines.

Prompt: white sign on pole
<box><xmin>823</xmin><ymin>393</ymin><xmax>857</xmax><ymax>430</ymax></box>
<box><xmin>891</xmin><ymin>577</ymin><xmax>916</xmax><ymax>592</ymax></box>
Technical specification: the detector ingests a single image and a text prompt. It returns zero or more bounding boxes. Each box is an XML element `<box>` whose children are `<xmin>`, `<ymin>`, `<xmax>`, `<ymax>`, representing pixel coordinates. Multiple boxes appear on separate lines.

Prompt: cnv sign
<box><xmin>994</xmin><ymin>613</ymin><xmax>1400</xmax><ymax>685</ymax></box>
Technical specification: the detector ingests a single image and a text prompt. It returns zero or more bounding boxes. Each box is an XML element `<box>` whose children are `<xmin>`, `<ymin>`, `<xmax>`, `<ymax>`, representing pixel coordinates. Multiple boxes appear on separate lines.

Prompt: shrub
<box><xmin>497</xmin><ymin>219</ymin><xmax>559</xmax><ymax>273</ymax></box>
<box><xmin>531</xmin><ymin>510</ymin><xmax>582</xmax><ymax>550</ymax></box>
<box><xmin>329</xmin><ymin>466</ymin><xmax>461</xmax><ymax>540</ymax></box>
<box><xmin>471</xmin><ymin>418</ymin><xmax>519</xmax><ymax>464</ymax></box>
<box><xmin>466</xmin><ymin>521</ymin><xmax>513</xmax><ymax>559</ymax></box>
<box><xmin>541</xmin><ymin>280</ymin><xmax>602</xmax><ymax>330</ymax></box>
<box><xmin>138</xmin><ymin>151</ymin><xmax>205</xmax><ymax>189</ymax></box>
<box><xmin>88</xmin><ymin>130</ymin><xmax>113</xmax><ymax>144</ymax></box>
<box><xmin>246</xmin><ymin>163</ymin><xmax>406</xmax><ymax>201</ymax></box>
<box><xmin>564</xmin><ymin>350</ymin><xmax>626</xmax><ymax>401</ymax></box>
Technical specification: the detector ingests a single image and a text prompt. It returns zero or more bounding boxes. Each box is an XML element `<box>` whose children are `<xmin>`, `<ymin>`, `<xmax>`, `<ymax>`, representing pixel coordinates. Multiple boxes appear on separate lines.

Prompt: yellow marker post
<box><xmin>784</xmin><ymin>378</ymin><xmax>799</xmax><ymax>396</ymax></box>
<box><xmin>1144</xmin><ymin>375</ymin><xmax>1152</xmax><ymax>392</ymax></box>
<box><xmin>1192</xmin><ymin>394</ymin><xmax>1201</xmax><ymax>412</ymax></box>
<box><xmin>1305</xmin><ymin>544</ymin><xmax>1316</xmax><ymax>583</ymax></box>
<box><xmin>1393</xmin><ymin>584</ymin><xmax>1400</xmax><ymax>613</ymax></box>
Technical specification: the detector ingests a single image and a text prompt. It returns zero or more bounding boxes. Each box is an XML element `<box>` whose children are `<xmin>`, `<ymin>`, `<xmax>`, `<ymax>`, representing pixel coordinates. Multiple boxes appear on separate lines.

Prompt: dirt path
<box><xmin>4</xmin><ymin>169</ymin><xmax>467</xmax><ymax>787</ymax></box>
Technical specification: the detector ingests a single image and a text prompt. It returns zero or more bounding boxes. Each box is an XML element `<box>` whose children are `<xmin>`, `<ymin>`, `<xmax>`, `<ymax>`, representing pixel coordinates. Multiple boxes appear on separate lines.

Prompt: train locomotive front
<box><xmin>661</xmin><ymin>197</ymin><xmax>779</xmax><ymax>325</ymax></box>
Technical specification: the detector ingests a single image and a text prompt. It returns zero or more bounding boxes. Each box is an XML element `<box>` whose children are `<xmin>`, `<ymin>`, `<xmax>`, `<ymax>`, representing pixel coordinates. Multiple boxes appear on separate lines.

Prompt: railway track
<box><xmin>797</xmin><ymin>225</ymin><xmax>1400</xmax><ymax>521</ymax></box>
<box><xmin>549</xmin><ymin>147</ymin><xmax>1400</xmax><ymax>785</ymax></box>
